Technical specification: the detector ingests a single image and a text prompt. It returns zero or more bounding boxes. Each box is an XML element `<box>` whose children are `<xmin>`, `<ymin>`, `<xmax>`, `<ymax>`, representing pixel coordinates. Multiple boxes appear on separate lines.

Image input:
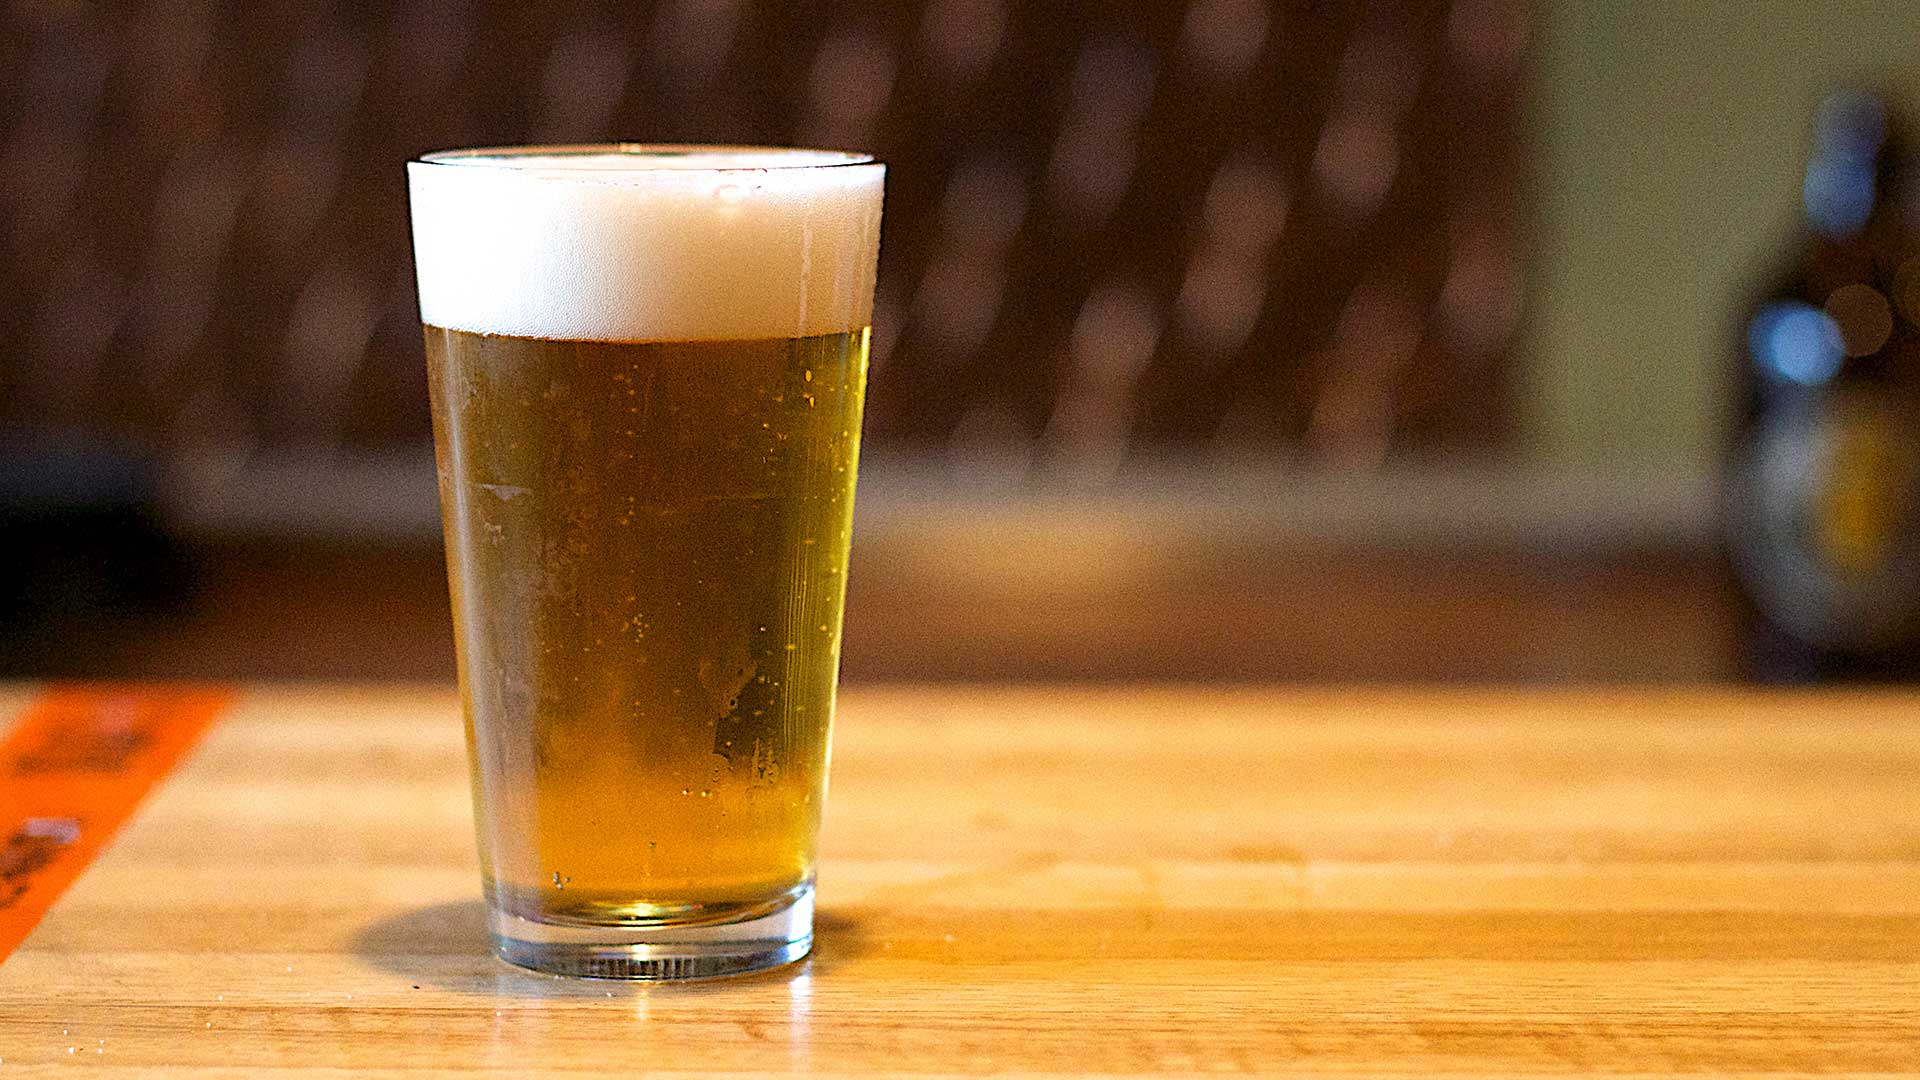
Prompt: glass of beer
<box><xmin>407</xmin><ymin>146</ymin><xmax>883</xmax><ymax>979</ymax></box>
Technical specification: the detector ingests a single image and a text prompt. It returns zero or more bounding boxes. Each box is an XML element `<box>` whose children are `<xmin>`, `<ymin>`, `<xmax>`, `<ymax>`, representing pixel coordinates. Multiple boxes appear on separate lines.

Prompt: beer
<box><xmin>408</xmin><ymin>146</ymin><xmax>883</xmax><ymax>977</ymax></box>
<box><xmin>426</xmin><ymin>327</ymin><xmax>866</xmax><ymax>924</ymax></box>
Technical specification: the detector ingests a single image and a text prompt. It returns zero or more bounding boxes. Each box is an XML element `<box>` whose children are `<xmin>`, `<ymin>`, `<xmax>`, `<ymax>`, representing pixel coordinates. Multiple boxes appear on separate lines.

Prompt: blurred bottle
<box><xmin>1723</xmin><ymin>88</ymin><xmax>1920</xmax><ymax>681</ymax></box>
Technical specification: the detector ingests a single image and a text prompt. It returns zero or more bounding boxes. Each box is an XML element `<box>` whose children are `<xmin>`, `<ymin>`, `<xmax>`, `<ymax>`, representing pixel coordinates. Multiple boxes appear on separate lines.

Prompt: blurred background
<box><xmin>2</xmin><ymin>0</ymin><xmax>1918</xmax><ymax>683</ymax></box>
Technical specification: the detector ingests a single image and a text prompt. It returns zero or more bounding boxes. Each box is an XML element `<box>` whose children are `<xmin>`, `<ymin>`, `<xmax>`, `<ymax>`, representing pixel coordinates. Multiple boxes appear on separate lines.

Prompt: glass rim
<box><xmin>411</xmin><ymin>143</ymin><xmax>879</xmax><ymax>172</ymax></box>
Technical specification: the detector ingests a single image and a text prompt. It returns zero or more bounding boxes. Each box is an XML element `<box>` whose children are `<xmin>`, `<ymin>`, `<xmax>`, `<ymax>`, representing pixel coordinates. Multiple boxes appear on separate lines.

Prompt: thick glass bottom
<box><xmin>489</xmin><ymin>882</ymin><xmax>813</xmax><ymax>980</ymax></box>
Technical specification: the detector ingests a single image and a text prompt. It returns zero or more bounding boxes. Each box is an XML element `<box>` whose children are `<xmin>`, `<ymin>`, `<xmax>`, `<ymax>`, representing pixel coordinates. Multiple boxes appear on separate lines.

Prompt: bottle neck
<box><xmin>1802</xmin><ymin>92</ymin><xmax>1911</xmax><ymax>239</ymax></box>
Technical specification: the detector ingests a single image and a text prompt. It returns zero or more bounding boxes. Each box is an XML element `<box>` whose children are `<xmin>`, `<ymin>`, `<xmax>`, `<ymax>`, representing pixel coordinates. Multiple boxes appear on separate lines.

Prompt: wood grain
<box><xmin>0</xmin><ymin>685</ymin><xmax>1916</xmax><ymax>1076</ymax></box>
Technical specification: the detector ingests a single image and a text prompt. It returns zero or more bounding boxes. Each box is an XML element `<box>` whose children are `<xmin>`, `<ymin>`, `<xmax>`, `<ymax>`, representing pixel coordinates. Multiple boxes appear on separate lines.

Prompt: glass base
<box><xmin>489</xmin><ymin>883</ymin><xmax>813</xmax><ymax>980</ymax></box>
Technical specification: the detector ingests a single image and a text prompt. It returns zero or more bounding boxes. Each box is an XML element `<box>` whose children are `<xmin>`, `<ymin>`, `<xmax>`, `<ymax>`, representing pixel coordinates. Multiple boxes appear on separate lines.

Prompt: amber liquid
<box><xmin>425</xmin><ymin>325</ymin><xmax>867</xmax><ymax>926</ymax></box>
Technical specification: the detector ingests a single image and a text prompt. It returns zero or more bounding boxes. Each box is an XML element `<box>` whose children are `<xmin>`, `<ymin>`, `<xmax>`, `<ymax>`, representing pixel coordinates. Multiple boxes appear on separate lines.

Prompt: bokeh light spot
<box><xmin>1749</xmin><ymin>301</ymin><xmax>1845</xmax><ymax>385</ymax></box>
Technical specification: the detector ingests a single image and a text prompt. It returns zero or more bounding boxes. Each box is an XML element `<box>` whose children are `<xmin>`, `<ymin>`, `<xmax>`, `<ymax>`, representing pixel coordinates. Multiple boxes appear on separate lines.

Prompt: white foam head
<box><xmin>408</xmin><ymin>146</ymin><xmax>885</xmax><ymax>342</ymax></box>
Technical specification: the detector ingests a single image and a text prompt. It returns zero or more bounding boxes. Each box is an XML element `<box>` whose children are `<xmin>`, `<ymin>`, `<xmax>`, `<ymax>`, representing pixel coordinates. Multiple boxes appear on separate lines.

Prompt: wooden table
<box><xmin>1</xmin><ymin>685</ymin><xmax>1916</xmax><ymax>1075</ymax></box>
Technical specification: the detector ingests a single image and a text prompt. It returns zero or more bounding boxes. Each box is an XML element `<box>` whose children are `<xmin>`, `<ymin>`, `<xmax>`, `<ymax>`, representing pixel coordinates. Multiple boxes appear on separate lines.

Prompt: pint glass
<box><xmin>408</xmin><ymin>146</ymin><xmax>884</xmax><ymax>978</ymax></box>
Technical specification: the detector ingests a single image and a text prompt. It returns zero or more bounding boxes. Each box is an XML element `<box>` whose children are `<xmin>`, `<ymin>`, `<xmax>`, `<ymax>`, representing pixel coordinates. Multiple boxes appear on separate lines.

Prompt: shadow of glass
<box><xmin>807</xmin><ymin>909</ymin><xmax>874</xmax><ymax>971</ymax></box>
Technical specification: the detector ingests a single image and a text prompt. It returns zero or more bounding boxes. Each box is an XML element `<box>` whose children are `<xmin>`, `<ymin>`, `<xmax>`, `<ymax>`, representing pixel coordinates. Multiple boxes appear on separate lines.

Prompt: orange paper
<box><xmin>0</xmin><ymin>685</ymin><xmax>232</xmax><ymax>962</ymax></box>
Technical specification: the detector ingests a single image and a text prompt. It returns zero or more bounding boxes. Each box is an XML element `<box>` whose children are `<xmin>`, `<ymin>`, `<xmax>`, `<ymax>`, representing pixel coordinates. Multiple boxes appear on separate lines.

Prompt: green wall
<box><xmin>1528</xmin><ymin>1</ymin><xmax>1920</xmax><ymax>471</ymax></box>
